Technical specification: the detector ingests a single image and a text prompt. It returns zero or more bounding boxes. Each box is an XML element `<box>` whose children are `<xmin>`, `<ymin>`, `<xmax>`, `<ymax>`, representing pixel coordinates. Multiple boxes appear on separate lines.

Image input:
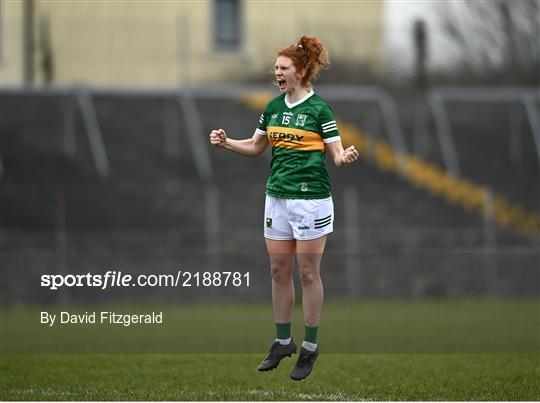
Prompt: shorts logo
<box><xmin>300</xmin><ymin>182</ymin><xmax>308</xmax><ymax>192</ymax></box>
<box><xmin>295</xmin><ymin>114</ymin><xmax>307</xmax><ymax>127</ymax></box>
<box><xmin>266</xmin><ymin>218</ymin><xmax>272</xmax><ymax>227</ymax></box>
<box><xmin>298</xmin><ymin>225</ymin><xmax>310</xmax><ymax>230</ymax></box>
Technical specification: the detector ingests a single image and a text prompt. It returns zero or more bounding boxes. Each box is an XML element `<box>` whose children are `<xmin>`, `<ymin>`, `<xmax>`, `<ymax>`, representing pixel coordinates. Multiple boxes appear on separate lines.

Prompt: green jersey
<box><xmin>256</xmin><ymin>90</ymin><xmax>341</xmax><ymax>199</ymax></box>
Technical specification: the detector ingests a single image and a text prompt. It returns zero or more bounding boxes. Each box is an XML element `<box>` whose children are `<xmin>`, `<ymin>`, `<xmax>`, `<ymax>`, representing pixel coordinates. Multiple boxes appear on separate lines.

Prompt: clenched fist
<box><xmin>341</xmin><ymin>145</ymin><xmax>359</xmax><ymax>166</ymax></box>
<box><xmin>209</xmin><ymin>129</ymin><xmax>227</xmax><ymax>147</ymax></box>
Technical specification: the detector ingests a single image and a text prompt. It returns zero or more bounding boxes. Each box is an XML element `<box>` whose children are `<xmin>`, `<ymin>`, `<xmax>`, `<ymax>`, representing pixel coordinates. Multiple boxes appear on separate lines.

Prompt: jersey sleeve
<box><xmin>255</xmin><ymin>104</ymin><xmax>270</xmax><ymax>135</ymax></box>
<box><xmin>317</xmin><ymin>104</ymin><xmax>341</xmax><ymax>143</ymax></box>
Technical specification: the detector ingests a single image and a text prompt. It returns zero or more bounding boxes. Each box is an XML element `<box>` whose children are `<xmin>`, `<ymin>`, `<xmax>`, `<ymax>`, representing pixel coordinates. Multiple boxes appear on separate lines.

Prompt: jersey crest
<box><xmin>295</xmin><ymin>114</ymin><xmax>307</xmax><ymax>127</ymax></box>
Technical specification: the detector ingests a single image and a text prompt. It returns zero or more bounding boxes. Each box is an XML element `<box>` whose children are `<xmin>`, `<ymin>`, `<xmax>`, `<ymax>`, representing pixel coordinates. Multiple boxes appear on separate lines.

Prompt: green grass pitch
<box><xmin>2</xmin><ymin>354</ymin><xmax>539</xmax><ymax>400</ymax></box>
<box><xmin>1</xmin><ymin>299</ymin><xmax>539</xmax><ymax>400</ymax></box>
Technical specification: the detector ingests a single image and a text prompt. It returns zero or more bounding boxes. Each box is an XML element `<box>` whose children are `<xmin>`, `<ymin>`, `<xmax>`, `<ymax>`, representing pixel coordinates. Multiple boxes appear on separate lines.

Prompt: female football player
<box><xmin>210</xmin><ymin>35</ymin><xmax>358</xmax><ymax>380</ymax></box>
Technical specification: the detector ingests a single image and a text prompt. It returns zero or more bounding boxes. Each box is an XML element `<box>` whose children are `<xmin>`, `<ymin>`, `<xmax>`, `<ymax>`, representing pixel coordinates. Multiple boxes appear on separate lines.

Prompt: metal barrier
<box><xmin>2</xmin><ymin>85</ymin><xmax>539</xmax><ymax>301</ymax></box>
<box><xmin>177</xmin><ymin>90</ymin><xmax>213</xmax><ymax>182</ymax></box>
<box><xmin>1</xmin><ymin>84</ymin><xmax>410</xmax><ymax>180</ymax></box>
<box><xmin>0</xmin><ymin>86</ymin><xmax>110</xmax><ymax>178</ymax></box>
<box><xmin>427</xmin><ymin>87</ymin><xmax>540</xmax><ymax>176</ymax></box>
<box><xmin>314</xmin><ymin>86</ymin><xmax>409</xmax><ymax>176</ymax></box>
<box><xmin>75</xmin><ymin>88</ymin><xmax>110</xmax><ymax>177</ymax></box>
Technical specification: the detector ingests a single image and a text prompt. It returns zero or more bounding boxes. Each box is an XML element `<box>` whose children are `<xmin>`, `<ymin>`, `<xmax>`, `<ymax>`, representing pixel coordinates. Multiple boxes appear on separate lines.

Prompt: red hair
<box><xmin>278</xmin><ymin>35</ymin><xmax>329</xmax><ymax>87</ymax></box>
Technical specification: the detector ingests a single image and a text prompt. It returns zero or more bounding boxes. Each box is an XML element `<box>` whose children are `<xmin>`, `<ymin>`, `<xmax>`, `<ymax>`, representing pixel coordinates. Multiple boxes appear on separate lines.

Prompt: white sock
<box><xmin>276</xmin><ymin>337</ymin><xmax>291</xmax><ymax>345</ymax></box>
<box><xmin>301</xmin><ymin>340</ymin><xmax>317</xmax><ymax>351</ymax></box>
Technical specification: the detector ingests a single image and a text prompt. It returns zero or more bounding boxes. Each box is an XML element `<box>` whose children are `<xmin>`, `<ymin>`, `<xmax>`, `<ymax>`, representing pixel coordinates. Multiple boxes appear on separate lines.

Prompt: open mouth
<box><xmin>276</xmin><ymin>79</ymin><xmax>286</xmax><ymax>89</ymax></box>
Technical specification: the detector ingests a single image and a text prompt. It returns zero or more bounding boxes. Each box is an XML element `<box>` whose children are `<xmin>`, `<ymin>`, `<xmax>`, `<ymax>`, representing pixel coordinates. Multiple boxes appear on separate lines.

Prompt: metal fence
<box><xmin>1</xmin><ymin>85</ymin><xmax>539</xmax><ymax>303</ymax></box>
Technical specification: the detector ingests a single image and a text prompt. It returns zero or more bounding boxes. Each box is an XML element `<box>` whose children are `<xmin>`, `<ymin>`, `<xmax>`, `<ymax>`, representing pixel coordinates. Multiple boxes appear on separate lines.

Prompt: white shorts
<box><xmin>264</xmin><ymin>195</ymin><xmax>334</xmax><ymax>241</ymax></box>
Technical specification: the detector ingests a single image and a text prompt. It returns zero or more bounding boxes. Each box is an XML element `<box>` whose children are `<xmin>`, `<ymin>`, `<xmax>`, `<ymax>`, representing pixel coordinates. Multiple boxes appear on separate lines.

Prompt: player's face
<box><xmin>274</xmin><ymin>56</ymin><xmax>303</xmax><ymax>93</ymax></box>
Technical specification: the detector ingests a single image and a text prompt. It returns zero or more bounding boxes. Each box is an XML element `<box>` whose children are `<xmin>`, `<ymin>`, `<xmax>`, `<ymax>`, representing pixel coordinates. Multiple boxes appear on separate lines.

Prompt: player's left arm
<box><xmin>326</xmin><ymin>140</ymin><xmax>359</xmax><ymax>167</ymax></box>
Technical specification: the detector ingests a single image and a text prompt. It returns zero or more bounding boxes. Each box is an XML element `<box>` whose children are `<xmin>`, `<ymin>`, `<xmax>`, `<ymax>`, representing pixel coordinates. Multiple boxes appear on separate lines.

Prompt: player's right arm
<box><xmin>209</xmin><ymin>128</ymin><xmax>269</xmax><ymax>157</ymax></box>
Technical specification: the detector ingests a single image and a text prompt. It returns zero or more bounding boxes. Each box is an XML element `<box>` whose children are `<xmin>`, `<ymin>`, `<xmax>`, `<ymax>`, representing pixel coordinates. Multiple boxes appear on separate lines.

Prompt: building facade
<box><xmin>1</xmin><ymin>0</ymin><xmax>384</xmax><ymax>87</ymax></box>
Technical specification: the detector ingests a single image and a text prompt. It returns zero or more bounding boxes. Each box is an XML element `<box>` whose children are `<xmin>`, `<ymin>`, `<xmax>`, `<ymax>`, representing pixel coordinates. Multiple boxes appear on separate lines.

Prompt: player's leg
<box><xmin>257</xmin><ymin>238</ymin><xmax>297</xmax><ymax>371</ymax></box>
<box><xmin>259</xmin><ymin>195</ymin><xmax>298</xmax><ymax>372</ymax></box>
<box><xmin>266</xmin><ymin>238</ymin><xmax>296</xmax><ymax>325</ymax></box>
<box><xmin>288</xmin><ymin>196</ymin><xmax>332</xmax><ymax>346</ymax></box>
<box><xmin>296</xmin><ymin>235</ymin><xmax>326</xmax><ymax>329</ymax></box>
<box><xmin>291</xmin><ymin>235</ymin><xmax>327</xmax><ymax>380</ymax></box>
<box><xmin>262</xmin><ymin>196</ymin><xmax>297</xmax><ymax>333</ymax></box>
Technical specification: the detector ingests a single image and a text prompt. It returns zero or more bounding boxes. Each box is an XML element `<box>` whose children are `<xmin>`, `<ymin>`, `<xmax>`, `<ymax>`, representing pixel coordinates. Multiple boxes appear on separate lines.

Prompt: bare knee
<box><xmin>270</xmin><ymin>262</ymin><xmax>292</xmax><ymax>284</ymax></box>
<box><xmin>299</xmin><ymin>264</ymin><xmax>320</xmax><ymax>286</ymax></box>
